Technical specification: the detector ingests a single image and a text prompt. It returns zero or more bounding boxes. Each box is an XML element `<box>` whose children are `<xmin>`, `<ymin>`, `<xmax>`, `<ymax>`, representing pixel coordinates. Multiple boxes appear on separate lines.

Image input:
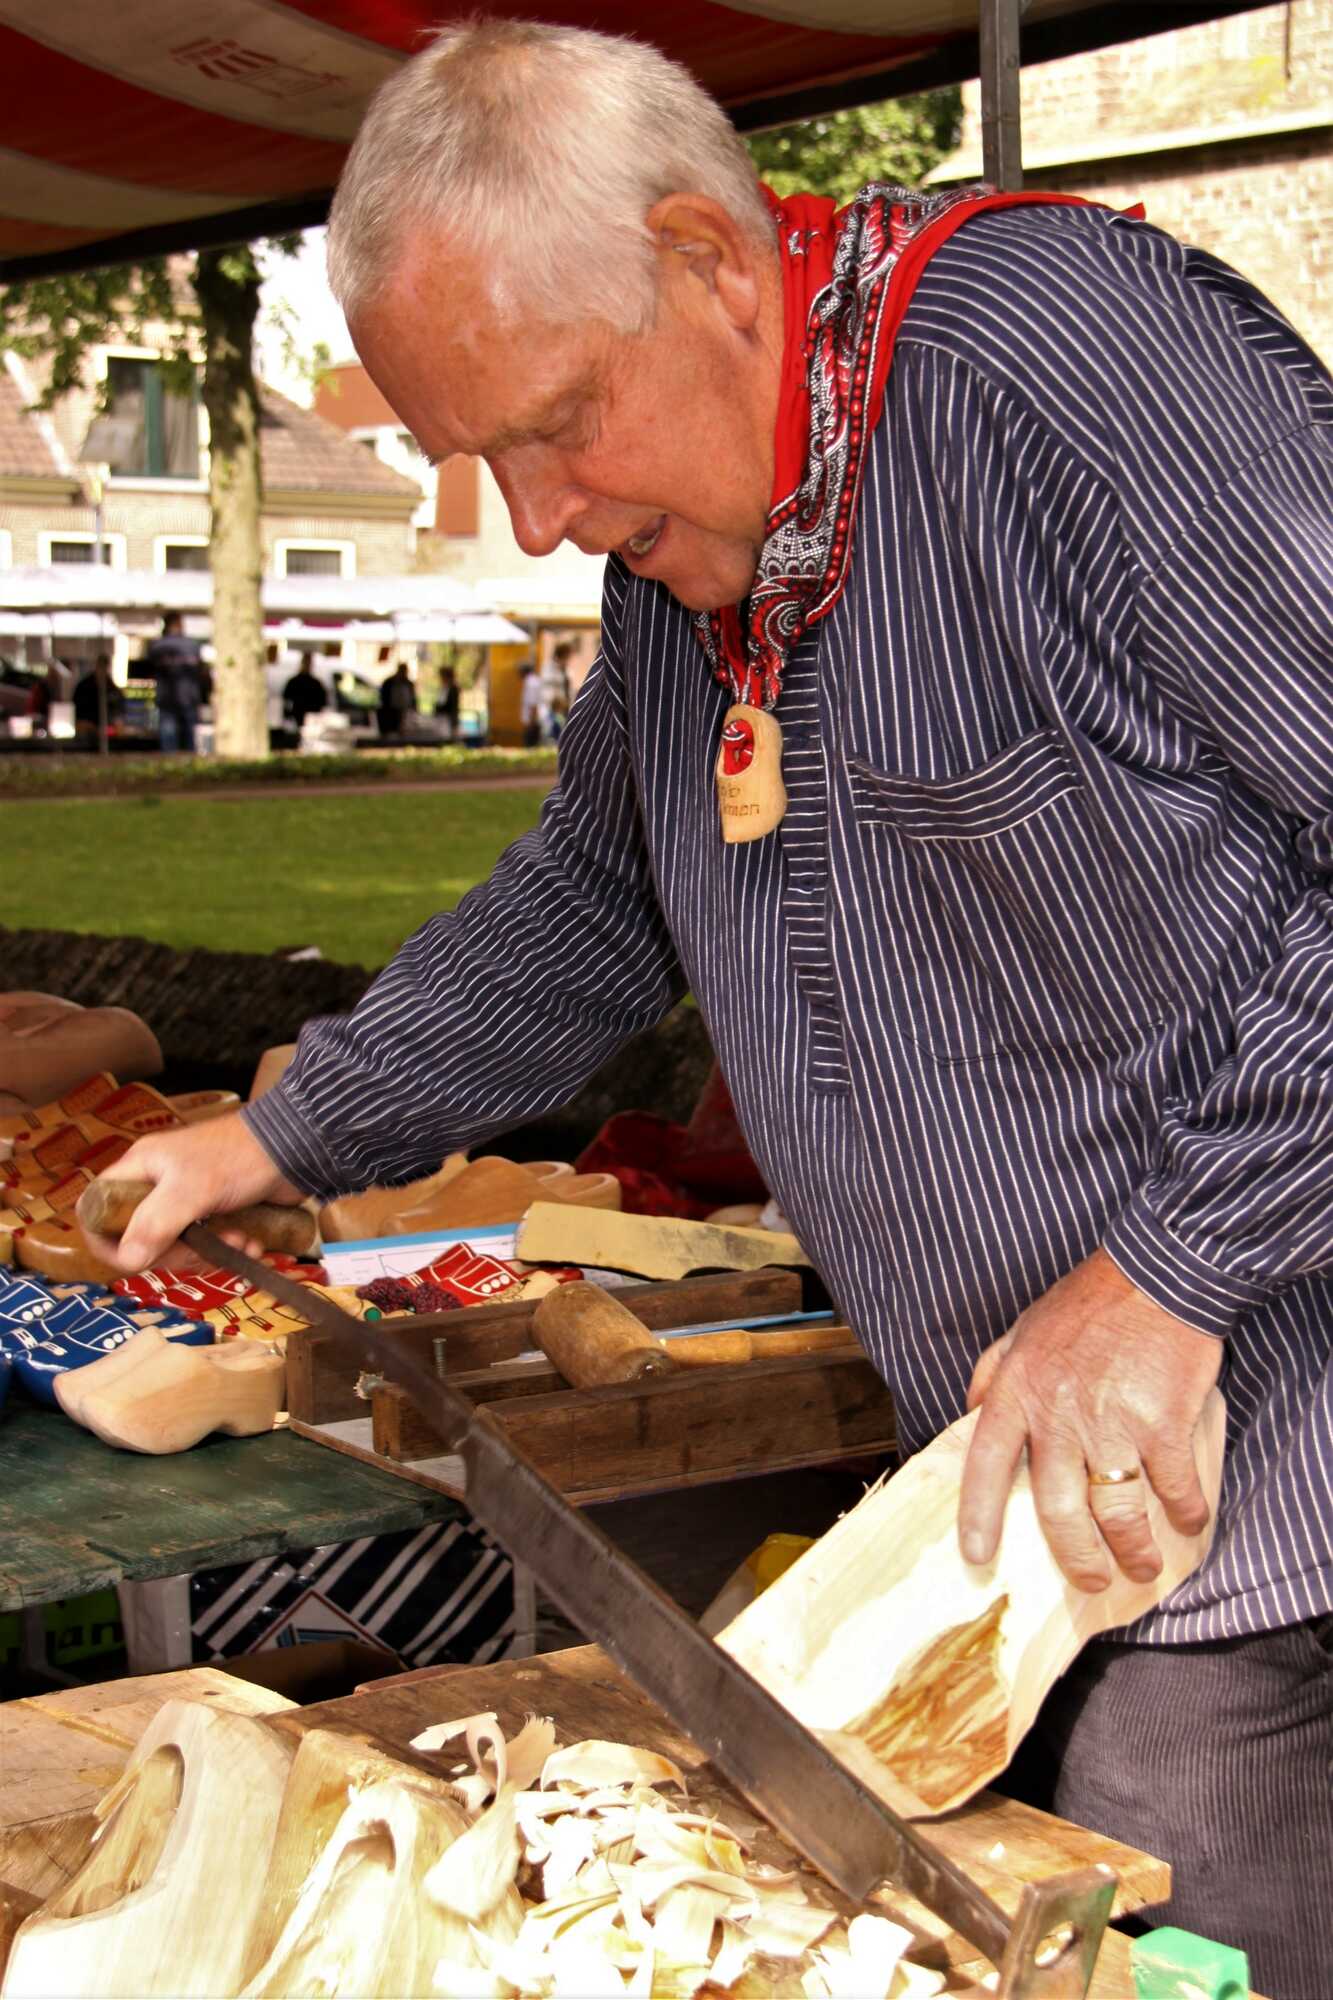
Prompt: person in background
<box><xmin>143</xmin><ymin>613</ymin><xmax>204</xmax><ymax>754</ymax></box>
<box><xmin>435</xmin><ymin>665</ymin><xmax>460</xmax><ymax>739</ymax></box>
<box><xmin>539</xmin><ymin>640</ymin><xmax>573</xmax><ymax>742</ymax></box>
<box><xmin>377</xmin><ymin>658</ymin><xmax>417</xmax><ymax>738</ymax></box>
<box><xmin>72</xmin><ymin>652</ymin><xmax>124</xmax><ymax>740</ymax></box>
<box><xmin>283</xmin><ymin>656</ymin><xmax>328</xmax><ymax>732</ymax></box>
<box><xmin>518</xmin><ymin>661</ymin><xmax>542</xmax><ymax>747</ymax></box>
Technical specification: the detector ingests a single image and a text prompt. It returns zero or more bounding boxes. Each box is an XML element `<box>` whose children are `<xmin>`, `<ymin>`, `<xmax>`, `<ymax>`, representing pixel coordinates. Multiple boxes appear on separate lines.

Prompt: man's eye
<box><xmin>548</xmin><ymin>407</ymin><xmax>595</xmax><ymax>448</ymax></box>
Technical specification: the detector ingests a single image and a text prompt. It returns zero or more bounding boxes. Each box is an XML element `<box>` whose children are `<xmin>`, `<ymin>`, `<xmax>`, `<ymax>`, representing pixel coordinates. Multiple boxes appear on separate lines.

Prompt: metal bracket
<box><xmin>996</xmin><ymin>1868</ymin><xmax>1118</xmax><ymax>1998</ymax></box>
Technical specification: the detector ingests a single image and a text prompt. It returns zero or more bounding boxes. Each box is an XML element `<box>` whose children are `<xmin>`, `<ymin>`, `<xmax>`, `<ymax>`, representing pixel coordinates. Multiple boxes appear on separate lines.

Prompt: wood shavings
<box><xmin>424</xmin><ymin>1786</ymin><xmax>521</xmax><ymax>1925</ymax></box>
<box><xmin>411</xmin><ymin>1711</ymin><xmax>500</xmax><ymax>1755</ymax></box>
<box><xmin>540</xmin><ymin>1740</ymin><xmax>687</xmax><ymax>1794</ymax></box>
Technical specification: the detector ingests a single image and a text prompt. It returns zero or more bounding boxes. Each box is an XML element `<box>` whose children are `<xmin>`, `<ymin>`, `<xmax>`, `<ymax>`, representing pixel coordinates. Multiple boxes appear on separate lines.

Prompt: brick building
<box><xmin>0</xmin><ymin>343</ymin><xmax>420</xmax><ymax>679</ymax></box>
<box><xmin>312</xmin><ymin>360</ymin><xmax>605</xmax><ymax>739</ymax></box>
<box><xmin>931</xmin><ymin>0</ymin><xmax>1331</xmax><ymax>364</ymax></box>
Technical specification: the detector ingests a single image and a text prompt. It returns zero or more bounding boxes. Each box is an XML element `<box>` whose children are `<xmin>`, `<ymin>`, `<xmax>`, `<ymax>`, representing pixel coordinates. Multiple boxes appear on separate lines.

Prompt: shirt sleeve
<box><xmin>1103</xmin><ymin>423</ymin><xmax>1333</xmax><ymax>1337</ymax></box>
<box><xmin>243</xmin><ymin>568</ymin><xmax>686</xmax><ymax>1198</ymax></box>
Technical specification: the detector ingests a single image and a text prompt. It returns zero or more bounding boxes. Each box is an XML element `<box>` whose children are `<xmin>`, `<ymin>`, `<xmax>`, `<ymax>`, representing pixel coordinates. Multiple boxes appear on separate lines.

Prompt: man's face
<box><xmin>351</xmin><ymin>224</ymin><xmax>778</xmax><ymax>612</ymax></box>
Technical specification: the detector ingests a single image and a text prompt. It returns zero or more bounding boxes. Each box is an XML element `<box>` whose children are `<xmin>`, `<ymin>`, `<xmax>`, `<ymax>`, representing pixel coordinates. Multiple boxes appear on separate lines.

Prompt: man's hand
<box><xmin>82</xmin><ymin>1112</ymin><xmax>307</xmax><ymax>1275</ymax></box>
<box><xmin>958</xmin><ymin>1249</ymin><xmax>1223</xmax><ymax>1592</ymax></box>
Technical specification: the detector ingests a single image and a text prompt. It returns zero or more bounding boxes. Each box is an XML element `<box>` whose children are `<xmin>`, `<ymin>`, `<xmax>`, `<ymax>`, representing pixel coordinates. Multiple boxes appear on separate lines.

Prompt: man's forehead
<box><xmin>407</xmin><ymin>374</ymin><xmax>599</xmax><ymax>465</ymax></box>
<box><xmin>354</xmin><ymin>262</ymin><xmax>607</xmax><ymax>460</ymax></box>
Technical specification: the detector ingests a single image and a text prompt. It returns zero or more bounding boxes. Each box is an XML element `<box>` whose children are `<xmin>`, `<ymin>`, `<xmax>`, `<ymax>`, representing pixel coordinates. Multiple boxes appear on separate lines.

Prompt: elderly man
<box><xmin>93</xmin><ymin>21</ymin><xmax>1330</xmax><ymax>1990</ymax></box>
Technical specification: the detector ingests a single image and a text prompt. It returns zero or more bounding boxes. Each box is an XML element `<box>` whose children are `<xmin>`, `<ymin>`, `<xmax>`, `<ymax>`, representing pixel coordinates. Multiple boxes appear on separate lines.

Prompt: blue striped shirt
<box><xmin>249</xmin><ymin>204</ymin><xmax>1333</xmax><ymax>1642</ymax></box>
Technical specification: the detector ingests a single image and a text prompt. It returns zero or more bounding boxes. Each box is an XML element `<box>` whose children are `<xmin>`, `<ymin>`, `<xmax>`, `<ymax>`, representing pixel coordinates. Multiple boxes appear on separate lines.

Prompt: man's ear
<box><xmin>646</xmin><ymin>193</ymin><xmax>762</xmax><ymax>331</ymax></box>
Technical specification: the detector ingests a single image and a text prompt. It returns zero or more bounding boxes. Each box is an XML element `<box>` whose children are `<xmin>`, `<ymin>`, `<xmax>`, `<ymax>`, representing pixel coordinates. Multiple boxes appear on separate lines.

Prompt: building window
<box><xmin>277</xmin><ymin>542</ymin><xmax>351</xmax><ymax>578</ymax></box>
<box><xmin>39</xmin><ymin>533</ymin><xmax>126</xmax><ymax>568</ymax></box>
<box><xmin>49</xmin><ymin>539</ymin><xmax>108</xmax><ymax>564</ymax></box>
<box><xmin>104</xmin><ymin>356</ymin><xmax>200</xmax><ymax>480</ymax></box>
<box><xmin>162</xmin><ymin>541</ymin><xmax>210</xmax><ymax>571</ymax></box>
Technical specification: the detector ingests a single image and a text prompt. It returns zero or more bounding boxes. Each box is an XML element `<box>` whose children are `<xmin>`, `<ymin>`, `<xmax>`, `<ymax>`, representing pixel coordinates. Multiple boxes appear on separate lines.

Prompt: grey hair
<box><xmin>326</xmin><ymin>17</ymin><xmax>776</xmax><ymax>334</ymax></box>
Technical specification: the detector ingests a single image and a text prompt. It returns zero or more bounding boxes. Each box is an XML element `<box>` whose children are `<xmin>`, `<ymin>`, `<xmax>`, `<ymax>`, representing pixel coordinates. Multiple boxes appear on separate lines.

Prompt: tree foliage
<box><xmin>0</xmin><ymin>238</ymin><xmax>329</xmax><ymax>761</ymax></box>
<box><xmin>0</xmin><ymin>237</ymin><xmax>322</xmax><ymax>413</ymax></box>
<box><xmin>747</xmin><ymin>88</ymin><xmax>962</xmax><ymax>206</ymax></box>
<box><xmin>0</xmin><ymin>260</ymin><xmax>190</xmax><ymax>407</ymax></box>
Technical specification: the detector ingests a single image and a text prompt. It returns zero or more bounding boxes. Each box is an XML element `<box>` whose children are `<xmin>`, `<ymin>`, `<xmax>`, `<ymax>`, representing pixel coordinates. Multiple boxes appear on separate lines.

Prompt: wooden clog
<box><xmin>3</xmin><ymin>1698</ymin><xmax>293</xmax><ymax>1998</ymax></box>
<box><xmin>320</xmin><ymin>1153</ymin><xmax>470</xmax><ymax>1243</ymax></box>
<box><xmin>57</xmin><ymin>1327</ymin><xmax>285</xmax><ymax>1453</ymax></box>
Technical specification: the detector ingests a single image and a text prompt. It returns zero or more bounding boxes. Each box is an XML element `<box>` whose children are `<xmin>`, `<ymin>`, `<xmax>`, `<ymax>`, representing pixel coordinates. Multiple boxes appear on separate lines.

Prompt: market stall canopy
<box><xmin>0</xmin><ymin>563</ymin><xmax>500</xmax><ymax>620</ymax></box>
<box><xmin>0</xmin><ymin>1</ymin><xmax>1263</xmax><ymax>282</ymax></box>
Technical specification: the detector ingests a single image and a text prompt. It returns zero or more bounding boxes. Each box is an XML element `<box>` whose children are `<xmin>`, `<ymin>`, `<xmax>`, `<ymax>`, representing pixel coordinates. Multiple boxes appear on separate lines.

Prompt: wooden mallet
<box><xmin>532</xmin><ymin>1280</ymin><xmax>850</xmax><ymax>1389</ymax></box>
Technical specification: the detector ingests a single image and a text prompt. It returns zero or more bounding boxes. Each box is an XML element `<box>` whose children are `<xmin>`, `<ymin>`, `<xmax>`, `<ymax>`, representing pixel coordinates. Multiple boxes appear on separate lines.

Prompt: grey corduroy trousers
<box><xmin>1004</xmin><ymin>1617</ymin><xmax>1333</xmax><ymax>2000</ymax></box>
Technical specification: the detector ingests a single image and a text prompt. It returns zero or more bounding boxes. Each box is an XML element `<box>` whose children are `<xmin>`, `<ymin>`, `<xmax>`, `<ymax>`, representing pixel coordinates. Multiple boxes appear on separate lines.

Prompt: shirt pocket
<box><xmin>848</xmin><ymin>727</ymin><xmax>1179</xmax><ymax>1063</ymax></box>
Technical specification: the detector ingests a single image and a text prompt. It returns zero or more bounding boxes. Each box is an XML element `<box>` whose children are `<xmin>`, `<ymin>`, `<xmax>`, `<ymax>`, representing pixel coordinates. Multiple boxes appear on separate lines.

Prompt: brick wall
<box><xmin>259</xmin><ymin>513</ymin><xmax>414</xmax><ymax>576</ymax></box>
<box><xmin>972</xmin><ymin>1</ymin><xmax>1333</xmax><ymax>150</ymax></box>
<box><xmin>1023</xmin><ymin>134</ymin><xmax>1331</xmax><ymax>363</ymax></box>
<box><xmin>946</xmin><ymin>0</ymin><xmax>1332</xmax><ymax>362</ymax></box>
<box><xmin>0</xmin><ymin>495</ymin><xmax>413</xmax><ymax>574</ymax></box>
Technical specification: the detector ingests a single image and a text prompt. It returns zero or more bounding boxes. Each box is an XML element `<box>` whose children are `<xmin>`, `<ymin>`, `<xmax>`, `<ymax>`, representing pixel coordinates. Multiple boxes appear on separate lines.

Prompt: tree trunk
<box><xmin>195</xmin><ymin>250</ymin><xmax>267</xmax><ymax>760</ymax></box>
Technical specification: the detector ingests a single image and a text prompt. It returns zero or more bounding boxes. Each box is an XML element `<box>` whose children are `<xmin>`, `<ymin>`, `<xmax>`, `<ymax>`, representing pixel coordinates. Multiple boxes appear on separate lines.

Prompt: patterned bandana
<box><xmin>694</xmin><ymin>182</ymin><xmax>1104</xmax><ymax>711</ymax></box>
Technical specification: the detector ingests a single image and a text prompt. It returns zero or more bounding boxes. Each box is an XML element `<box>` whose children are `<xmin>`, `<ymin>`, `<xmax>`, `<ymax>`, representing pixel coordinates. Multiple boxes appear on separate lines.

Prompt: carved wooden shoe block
<box><xmin>319</xmin><ymin>1154</ymin><xmax>470</xmax><ymax>1242</ymax></box>
<box><xmin>2</xmin><ymin>1698</ymin><xmax>293</xmax><ymax>1998</ymax></box>
<box><xmin>240</xmin><ymin>1727</ymin><xmax>521</xmax><ymax>1997</ymax></box>
<box><xmin>720</xmin><ymin>1393</ymin><xmax>1227</xmax><ymax>1818</ymax></box>
<box><xmin>55</xmin><ymin>1328</ymin><xmax>285</xmax><ymax>1454</ymax></box>
<box><xmin>320</xmin><ymin>1154</ymin><xmax>621</xmax><ymax>1241</ymax></box>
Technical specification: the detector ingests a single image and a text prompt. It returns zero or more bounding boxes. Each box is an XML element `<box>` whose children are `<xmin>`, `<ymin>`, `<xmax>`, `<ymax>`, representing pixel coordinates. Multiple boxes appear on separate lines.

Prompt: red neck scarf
<box><xmin>695</xmin><ymin>181</ymin><xmax>1111</xmax><ymax>710</ymax></box>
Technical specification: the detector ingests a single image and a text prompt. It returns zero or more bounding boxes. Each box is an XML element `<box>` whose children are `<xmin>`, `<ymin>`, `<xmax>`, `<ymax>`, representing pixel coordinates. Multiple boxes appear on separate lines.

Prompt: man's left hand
<box><xmin>958</xmin><ymin>1249</ymin><xmax>1223</xmax><ymax>1591</ymax></box>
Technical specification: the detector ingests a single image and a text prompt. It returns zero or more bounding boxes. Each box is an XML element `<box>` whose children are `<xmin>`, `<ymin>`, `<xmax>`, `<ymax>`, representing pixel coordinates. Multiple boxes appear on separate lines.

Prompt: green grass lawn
<box><xmin>8</xmin><ymin>786</ymin><xmax>550</xmax><ymax>968</ymax></box>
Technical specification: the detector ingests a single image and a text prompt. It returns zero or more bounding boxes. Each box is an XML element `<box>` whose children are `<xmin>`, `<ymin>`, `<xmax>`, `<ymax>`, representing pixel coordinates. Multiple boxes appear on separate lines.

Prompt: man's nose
<box><xmin>493</xmin><ymin>459</ymin><xmax>585</xmax><ymax>559</ymax></box>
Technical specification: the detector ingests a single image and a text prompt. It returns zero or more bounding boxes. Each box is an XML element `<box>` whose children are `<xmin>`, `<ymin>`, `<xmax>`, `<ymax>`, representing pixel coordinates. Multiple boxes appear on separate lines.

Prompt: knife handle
<box><xmin>77</xmin><ymin>1179</ymin><xmax>319</xmax><ymax>1257</ymax></box>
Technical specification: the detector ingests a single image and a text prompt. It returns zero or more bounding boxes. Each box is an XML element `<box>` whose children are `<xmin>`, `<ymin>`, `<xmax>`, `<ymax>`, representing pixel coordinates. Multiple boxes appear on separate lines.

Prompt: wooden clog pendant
<box><xmin>716</xmin><ymin>703</ymin><xmax>786</xmax><ymax>843</ymax></box>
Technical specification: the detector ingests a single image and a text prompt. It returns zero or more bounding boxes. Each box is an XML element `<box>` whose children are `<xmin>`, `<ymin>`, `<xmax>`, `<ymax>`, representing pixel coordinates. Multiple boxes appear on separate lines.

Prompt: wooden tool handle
<box><xmin>748</xmin><ymin>1322</ymin><xmax>852</xmax><ymax>1360</ymax></box>
<box><xmin>659</xmin><ymin>1323</ymin><xmax>852</xmax><ymax>1368</ymax></box>
<box><xmin>660</xmin><ymin>1329</ymin><xmax>753</xmax><ymax>1367</ymax></box>
<box><xmin>77</xmin><ymin>1179</ymin><xmax>318</xmax><ymax>1256</ymax></box>
<box><xmin>533</xmin><ymin>1280</ymin><xmax>678</xmax><ymax>1389</ymax></box>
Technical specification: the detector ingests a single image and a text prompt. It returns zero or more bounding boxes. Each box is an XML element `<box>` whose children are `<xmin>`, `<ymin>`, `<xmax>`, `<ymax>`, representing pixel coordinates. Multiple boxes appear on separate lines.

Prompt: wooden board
<box><xmin>369</xmin><ymin>1346</ymin><xmax>895</xmax><ymax>1502</ymax></box>
<box><xmin>0</xmin><ymin>1668</ymin><xmax>291</xmax><ymax>1901</ymax></box>
<box><xmin>517</xmin><ymin>1204</ymin><xmax>813</xmax><ymax>1279</ymax></box>
<box><xmin>288</xmin><ymin>1414</ymin><xmax>468</xmax><ymax>1499</ymax></box>
<box><xmin>0</xmin><ymin>1406</ymin><xmax>461</xmax><ymax>1613</ymax></box>
<box><xmin>277</xmin><ymin>1643</ymin><xmax>1174</xmax><ymax>1984</ymax></box>
<box><xmin>286</xmin><ymin>1267</ymin><xmax>809</xmax><ymax>1425</ymax></box>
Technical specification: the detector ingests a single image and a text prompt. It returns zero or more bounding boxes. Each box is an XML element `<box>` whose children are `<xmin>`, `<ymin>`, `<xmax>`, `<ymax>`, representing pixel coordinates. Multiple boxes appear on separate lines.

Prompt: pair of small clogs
<box><xmin>0</xmin><ymin>1269</ymin><xmax>212</xmax><ymax>1410</ymax></box>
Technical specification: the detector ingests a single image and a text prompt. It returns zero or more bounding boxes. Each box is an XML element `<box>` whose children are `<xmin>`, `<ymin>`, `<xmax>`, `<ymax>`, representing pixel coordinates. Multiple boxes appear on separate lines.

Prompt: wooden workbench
<box><xmin>0</xmin><ymin>1405</ymin><xmax>462</xmax><ymax>1644</ymax></box>
<box><xmin>0</xmin><ymin>1651</ymin><xmax>1178</xmax><ymax>1997</ymax></box>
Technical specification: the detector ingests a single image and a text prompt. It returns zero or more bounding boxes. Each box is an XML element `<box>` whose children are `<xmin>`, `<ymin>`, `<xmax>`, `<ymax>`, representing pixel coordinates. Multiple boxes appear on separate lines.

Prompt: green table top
<box><xmin>0</xmin><ymin>1406</ymin><xmax>461</xmax><ymax>1610</ymax></box>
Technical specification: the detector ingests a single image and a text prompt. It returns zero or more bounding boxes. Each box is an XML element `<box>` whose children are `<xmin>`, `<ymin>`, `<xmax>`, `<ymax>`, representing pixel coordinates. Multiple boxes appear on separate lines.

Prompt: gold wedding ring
<box><xmin>1088</xmin><ymin>1465</ymin><xmax>1143</xmax><ymax>1486</ymax></box>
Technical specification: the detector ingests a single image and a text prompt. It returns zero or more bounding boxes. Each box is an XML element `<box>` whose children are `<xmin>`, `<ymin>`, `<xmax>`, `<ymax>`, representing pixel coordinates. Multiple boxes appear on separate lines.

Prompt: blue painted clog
<box><xmin>0</xmin><ymin>1272</ymin><xmax>211</xmax><ymax>1407</ymax></box>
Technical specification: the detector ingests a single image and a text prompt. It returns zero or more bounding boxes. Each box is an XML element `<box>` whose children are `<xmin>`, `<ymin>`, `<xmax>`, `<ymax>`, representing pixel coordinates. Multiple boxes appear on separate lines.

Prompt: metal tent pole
<box><xmin>979</xmin><ymin>0</ymin><xmax>1024</xmax><ymax>190</ymax></box>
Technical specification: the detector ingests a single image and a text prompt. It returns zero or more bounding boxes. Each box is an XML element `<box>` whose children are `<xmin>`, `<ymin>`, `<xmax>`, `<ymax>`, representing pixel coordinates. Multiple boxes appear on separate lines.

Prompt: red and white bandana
<box><xmin>695</xmin><ymin>182</ymin><xmax>1116</xmax><ymax>712</ymax></box>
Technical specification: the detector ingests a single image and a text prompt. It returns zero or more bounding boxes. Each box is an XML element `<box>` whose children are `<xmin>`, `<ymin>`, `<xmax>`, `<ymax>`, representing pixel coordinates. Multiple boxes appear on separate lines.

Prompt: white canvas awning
<box><xmin>476</xmin><ymin>574</ymin><xmax>604</xmax><ymax>623</ymax></box>
<box><xmin>374</xmin><ymin>612</ymin><xmax>530</xmax><ymax>645</ymax></box>
<box><xmin>0</xmin><ymin>606</ymin><xmax>110</xmax><ymax>638</ymax></box>
<box><xmin>1</xmin><ymin>566</ymin><xmax>503</xmax><ymax>621</ymax></box>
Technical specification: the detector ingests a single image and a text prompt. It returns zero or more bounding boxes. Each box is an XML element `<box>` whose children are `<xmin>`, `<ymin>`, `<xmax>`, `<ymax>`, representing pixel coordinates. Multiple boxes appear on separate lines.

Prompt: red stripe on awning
<box><xmin>0</xmin><ymin>26</ymin><xmax>349</xmax><ymax>199</ymax></box>
<box><xmin>270</xmin><ymin>0</ymin><xmax>935</xmax><ymax>107</ymax></box>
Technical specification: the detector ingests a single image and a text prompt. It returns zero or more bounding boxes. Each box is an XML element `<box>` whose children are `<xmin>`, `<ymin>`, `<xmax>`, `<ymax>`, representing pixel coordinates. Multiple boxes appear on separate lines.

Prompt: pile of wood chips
<box><xmin>411</xmin><ymin>1711</ymin><xmax>945</xmax><ymax>1999</ymax></box>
